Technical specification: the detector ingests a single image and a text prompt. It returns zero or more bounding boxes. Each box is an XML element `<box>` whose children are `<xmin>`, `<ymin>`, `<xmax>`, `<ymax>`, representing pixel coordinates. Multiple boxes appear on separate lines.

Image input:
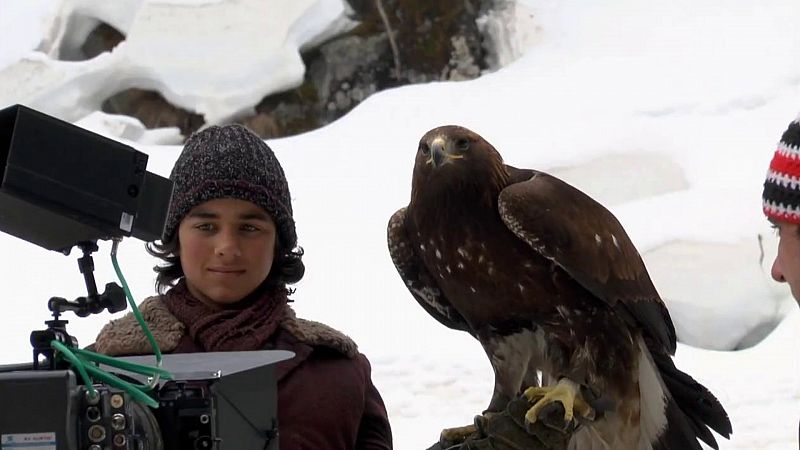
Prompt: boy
<box><xmin>94</xmin><ymin>124</ymin><xmax>392</xmax><ymax>449</ymax></box>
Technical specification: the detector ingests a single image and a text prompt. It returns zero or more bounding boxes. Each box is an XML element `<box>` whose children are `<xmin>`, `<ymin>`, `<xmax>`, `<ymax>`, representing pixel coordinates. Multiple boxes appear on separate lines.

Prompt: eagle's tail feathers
<box><xmin>653</xmin><ymin>398</ymin><xmax>712</xmax><ymax>450</ymax></box>
<box><xmin>652</xmin><ymin>350</ymin><xmax>732</xmax><ymax>449</ymax></box>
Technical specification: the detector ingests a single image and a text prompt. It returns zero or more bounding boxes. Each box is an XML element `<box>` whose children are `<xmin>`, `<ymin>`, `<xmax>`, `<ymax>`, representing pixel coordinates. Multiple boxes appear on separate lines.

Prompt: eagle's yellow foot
<box><xmin>438</xmin><ymin>423</ymin><xmax>478</xmax><ymax>447</ymax></box>
<box><xmin>438</xmin><ymin>413</ymin><xmax>500</xmax><ymax>447</ymax></box>
<box><xmin>523</xmin><ymin>378</ymin><xmax>595</xmax><ymax>426</ymax></box>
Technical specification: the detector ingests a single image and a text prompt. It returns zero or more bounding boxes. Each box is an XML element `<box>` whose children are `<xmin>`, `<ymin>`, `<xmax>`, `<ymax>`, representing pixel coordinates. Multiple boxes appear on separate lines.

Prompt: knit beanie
<box><xmin>164</xmin><ymin>124</ymin><xmax>296</xmax><ymax>250</ymax></box>
<box><xmin>763</xmin><ymin>114</ymin><xmax>800</xmax><ymax>224</ymax></box>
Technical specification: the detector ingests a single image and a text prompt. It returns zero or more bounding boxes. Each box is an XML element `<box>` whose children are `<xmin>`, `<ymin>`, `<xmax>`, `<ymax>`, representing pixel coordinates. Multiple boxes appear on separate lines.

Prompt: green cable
<box><xmin>72</xmin><ymin>348</ymin><xmax>173</xmax><ymax>382</ymax></box>
<box><xmin>83</xmin><ymin>364</ymin><xmax>159</xmax><ymax>408</ymax></box>
<box><xmin>49</xmin><ymin>240</ymin><xmax>177</xmax><ymax>409</ymax></box>
<box><xmin>51</xmin><ymin>340</ymin><xmax>98</xmax><ymax>400</ymax></box>
<box><xmin>110</xmin><ymin>238</ymin><xmax>167</xmax><ymax>389</ymax></box>
<box><xmin>54</xmin><ymin>341</ymin><xmax>165</xmax><ymax>407</ymax></box>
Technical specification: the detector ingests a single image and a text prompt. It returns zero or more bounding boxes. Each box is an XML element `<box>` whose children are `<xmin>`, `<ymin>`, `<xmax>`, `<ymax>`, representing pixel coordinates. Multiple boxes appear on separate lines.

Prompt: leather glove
<box><xmin>427</xmin><ymin>397</ymin><xmax>575</xmax><ymax>450</ymax></box>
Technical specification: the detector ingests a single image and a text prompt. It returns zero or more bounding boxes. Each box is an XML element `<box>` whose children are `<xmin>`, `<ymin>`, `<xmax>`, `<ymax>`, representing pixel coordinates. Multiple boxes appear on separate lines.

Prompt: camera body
<box><xmin>0</xmin><ymin>350</ymin><xmax>291</xmax><ymax>449</ymax></box>
<box><xmin>0</xmin><ymin>104</ymin><xmax>172</xmax><ymax>253</ymax></box>
<box><xmin>0</xmin><ymin>370</ymin><xmax>149</xmax><ymax>449</ymax></box>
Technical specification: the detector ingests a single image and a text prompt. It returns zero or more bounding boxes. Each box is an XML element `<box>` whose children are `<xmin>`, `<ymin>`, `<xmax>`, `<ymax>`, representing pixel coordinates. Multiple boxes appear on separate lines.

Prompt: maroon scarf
<box><xmin>162</xmin><ymin>279</ymin><xmax>287</xmax><ymax>352</ymax></box>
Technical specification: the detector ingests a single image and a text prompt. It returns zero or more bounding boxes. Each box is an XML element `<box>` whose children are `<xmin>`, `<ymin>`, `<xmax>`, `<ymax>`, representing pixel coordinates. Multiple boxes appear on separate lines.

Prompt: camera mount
<box><xmin>30</xmin><ymin>240</ymin><xmax>128</xmax><ymax>370</ymax></box>
<box><xmin>49</xmin><ymin>241</ymin><xmax>128</xmax><ymax>318</ymax></box>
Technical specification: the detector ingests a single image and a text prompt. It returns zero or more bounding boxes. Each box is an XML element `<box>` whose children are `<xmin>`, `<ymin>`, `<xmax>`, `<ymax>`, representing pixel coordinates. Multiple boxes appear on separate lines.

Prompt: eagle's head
<box><xmin>411</xmin><ymin>125</ymin><xmax>508</xmax><ymax>206</ymax></box>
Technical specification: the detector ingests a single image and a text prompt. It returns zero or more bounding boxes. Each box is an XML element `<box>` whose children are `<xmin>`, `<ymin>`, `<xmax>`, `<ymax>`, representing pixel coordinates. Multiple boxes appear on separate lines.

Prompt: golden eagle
<box><xmin>387</xmin><ymin>125</ymin><xmax>732</xmax><ymax>449</ymax></box>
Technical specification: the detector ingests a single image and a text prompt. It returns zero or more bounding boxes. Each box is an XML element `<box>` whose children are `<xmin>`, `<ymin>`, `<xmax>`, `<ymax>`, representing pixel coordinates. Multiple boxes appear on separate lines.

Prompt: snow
<box><xmin>1</xmin><ymin>0</ymin><xmax>799</xmax><ymax>448</ymax></box>
<box><xmin>0</xmin><ymin>0</ymin><xmax>351</xmax><ymax>123</ymax></box>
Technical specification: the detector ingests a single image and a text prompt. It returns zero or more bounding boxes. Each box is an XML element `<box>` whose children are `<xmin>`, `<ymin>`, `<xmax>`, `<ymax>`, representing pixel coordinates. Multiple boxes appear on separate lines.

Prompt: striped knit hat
<box><xmin>763</xmin><ymin>114</ymin><xmax>800</xmax><ymax>223</ymax></box>
<box><xmin>164</xmin><ymin>125</ymin><xmax>296</xmax><ymax>249</ymax></box>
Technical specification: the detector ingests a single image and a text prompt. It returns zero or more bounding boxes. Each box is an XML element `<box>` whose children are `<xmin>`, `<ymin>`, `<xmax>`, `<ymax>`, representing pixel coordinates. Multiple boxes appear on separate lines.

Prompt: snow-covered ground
<box><xmin>1</xmin><ymin>0</ymin><xmax>799</xmax><ymax>448</ymax></box>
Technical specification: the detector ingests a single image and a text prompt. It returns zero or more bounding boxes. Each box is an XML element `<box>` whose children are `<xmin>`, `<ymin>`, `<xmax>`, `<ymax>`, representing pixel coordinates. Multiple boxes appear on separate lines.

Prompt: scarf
<box><xmin>162</xmin><ymin>279</ymin><xmax>287</xmax><ymax>352</ymax></box>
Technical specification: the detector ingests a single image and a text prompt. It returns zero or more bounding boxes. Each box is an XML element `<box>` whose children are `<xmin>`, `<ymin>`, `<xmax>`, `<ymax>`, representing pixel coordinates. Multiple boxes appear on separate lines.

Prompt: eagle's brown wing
<box><xmin>498</xmin><ymin>168</ymin><xmax>677</xmax><ymax>354</ymax></box>
<box><xmin>388</xmin><ymin>207</ymin><xmax>472</xmax><ymax>333</ymax></box>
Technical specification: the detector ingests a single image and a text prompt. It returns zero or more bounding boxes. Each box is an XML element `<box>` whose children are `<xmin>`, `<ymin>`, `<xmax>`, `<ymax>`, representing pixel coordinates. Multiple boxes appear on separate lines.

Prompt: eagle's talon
<box><xmin>439</xmin><ymin>423</ymin><xmax>479</xmax><ymax>447</ymax></box>
<box><xmin>523</xmin><ymin>378</ymin><xmax>595</xmax><ymax>426</ymax></box>
<box><xmin>473</xmin><ymin>414</ymin><xmax>488</xmax><ymax>436</ymax></box>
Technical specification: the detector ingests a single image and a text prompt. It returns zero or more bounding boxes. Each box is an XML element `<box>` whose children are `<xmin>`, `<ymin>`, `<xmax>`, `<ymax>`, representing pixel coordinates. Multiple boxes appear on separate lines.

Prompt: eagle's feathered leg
<box><xmin>523</xmin><ymin>378</ymin><xmax>596</xmax><ymax>427</ymax></box>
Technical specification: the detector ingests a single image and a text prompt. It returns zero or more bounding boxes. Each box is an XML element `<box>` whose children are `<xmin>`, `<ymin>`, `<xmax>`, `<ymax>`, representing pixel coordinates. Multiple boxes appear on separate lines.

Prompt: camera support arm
<box><xmin>48</xmin><ymin>241</ymin><xmax>128</xmax><ymax>318</ymax></box>
<box><xmin>31</xmin><ymin>241</ymin><xmax>128</xmax><ymax>369</ymax></box>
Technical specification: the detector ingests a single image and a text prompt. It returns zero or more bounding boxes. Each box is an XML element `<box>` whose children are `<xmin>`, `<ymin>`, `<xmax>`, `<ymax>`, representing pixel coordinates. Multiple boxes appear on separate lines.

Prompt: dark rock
<box><xmin>238</xmin><ymin>0</ymin><xmax>504</xmax><ymax>139</ymax></box>
<box><xmin>57</xmin><ymin>19</ymin><xmax>126</xmax><ymax>62</ymax></box>
<box><xmin>81</xmin><ymin>23</ymin><xmax>125</xmax><ymax>60</ymax></box>
<box><xmin>92</xmin><ymin>0</ymin><xmax>509</xmax><ymax>140</ymax></box>
<box><xmin>101</xmin><ymin>89</ymin><xmax>204</xmax><ymax>138</ymax></box>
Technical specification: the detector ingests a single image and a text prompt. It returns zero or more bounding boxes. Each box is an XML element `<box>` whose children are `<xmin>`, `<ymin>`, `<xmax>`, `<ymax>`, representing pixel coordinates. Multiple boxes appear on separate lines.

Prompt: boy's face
<box><xmin>177</xmin><ymin>198</ymin><xmax>277</xmax><ymax>307</ymax></box>
<box><xmin>771</xmin><ymin>219</ymin><xmax>800</xmax><ymax>306</ymax></box>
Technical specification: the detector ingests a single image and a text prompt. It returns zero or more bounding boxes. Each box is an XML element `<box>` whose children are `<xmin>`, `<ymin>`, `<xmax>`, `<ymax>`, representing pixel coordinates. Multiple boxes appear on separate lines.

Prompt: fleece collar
<box><xmin>93</xmin><ymin>296</ymin><xmax>358</xmax><ymax>359</ymax></box>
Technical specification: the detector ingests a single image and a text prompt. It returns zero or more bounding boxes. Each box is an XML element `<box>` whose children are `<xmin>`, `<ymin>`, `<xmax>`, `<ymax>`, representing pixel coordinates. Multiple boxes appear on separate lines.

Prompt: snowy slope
<box><xmin>0</xmin><ymin>0</ymin><xmax>798</xmax><ymax>448</ymax></box>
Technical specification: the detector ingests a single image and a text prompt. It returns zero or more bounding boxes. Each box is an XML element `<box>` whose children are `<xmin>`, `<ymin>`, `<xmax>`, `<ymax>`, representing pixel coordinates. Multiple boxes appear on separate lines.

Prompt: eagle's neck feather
<box><xmin>410</xmin><ymin>183</ymin><xmax>499</xmax><ymax>228</ymax></box>
<box><xmin>409</xmin><ymin>159</ymin><xmax>509</xmax><ymax>220</ymax></box>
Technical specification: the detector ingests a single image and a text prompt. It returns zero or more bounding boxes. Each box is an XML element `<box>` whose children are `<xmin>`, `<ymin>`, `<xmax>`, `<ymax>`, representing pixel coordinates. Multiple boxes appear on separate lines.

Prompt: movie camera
<box><xmin>0</xmin><ymin>105</ymin><xmax>288</xmax><ymax>449</ymax></box>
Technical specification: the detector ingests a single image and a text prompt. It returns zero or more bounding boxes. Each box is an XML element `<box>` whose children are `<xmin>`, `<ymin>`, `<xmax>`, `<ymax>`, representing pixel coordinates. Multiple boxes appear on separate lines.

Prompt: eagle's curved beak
<box><xmin>430</xmin><ymin>138</ymin><xmax>446</xmax><ymax>167</ymax></box>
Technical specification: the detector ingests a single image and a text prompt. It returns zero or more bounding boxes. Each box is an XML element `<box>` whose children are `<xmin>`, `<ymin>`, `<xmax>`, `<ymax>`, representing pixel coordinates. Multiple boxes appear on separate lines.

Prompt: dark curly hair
<box><xmin>146</xmin><ymin>232</ymin><xmax>305</xmax><ymax>296</ymax></box>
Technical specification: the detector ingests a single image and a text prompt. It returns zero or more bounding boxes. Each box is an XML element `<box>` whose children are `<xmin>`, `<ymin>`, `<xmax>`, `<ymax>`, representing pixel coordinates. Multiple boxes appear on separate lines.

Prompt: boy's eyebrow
<box><xmin>239</xmin><ymin>211</ymin><xmax>271</xmax><ymax>221</ymax></box>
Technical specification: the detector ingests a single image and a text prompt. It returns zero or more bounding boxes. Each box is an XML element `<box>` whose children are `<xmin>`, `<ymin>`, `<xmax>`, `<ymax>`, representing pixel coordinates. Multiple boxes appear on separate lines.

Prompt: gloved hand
<box><xmin>426</xmin><ymin>397</ymin><xmax>576</xmax><ymax>450</ymax></box>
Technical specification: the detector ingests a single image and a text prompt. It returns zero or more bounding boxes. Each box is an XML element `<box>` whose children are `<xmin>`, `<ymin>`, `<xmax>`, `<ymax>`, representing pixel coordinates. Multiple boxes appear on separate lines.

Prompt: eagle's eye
<box><xmin>456</xmin><ymin>138</ymin><xmax>470</xmax><ymax>151</ymax></box>
<box><xmin>419</xmin><ymin>143</ymin><xmax>430</xmax><ymax>156</ymax></box>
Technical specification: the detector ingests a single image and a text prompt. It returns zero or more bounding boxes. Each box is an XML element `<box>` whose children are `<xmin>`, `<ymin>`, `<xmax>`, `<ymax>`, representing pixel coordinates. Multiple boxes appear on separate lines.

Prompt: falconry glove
<box><xmin>427</xmin><ymin>397</ymin><xmax>575</xmax><ymax>450</ymax></box>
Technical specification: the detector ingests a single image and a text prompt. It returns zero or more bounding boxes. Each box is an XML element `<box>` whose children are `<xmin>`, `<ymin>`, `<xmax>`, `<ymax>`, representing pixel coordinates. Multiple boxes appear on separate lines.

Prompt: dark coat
<box><xmin>94</xmin><ymin>297</ymin><xmax>392</xmax><ymax>450</ymax></box>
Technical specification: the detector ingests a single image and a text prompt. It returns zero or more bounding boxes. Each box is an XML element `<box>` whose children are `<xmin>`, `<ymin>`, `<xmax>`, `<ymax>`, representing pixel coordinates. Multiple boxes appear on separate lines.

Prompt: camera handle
<box><xmin>30</xmin><ymin>241</ymin><xmax>129</xmax><ymax>369</ymax></box>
